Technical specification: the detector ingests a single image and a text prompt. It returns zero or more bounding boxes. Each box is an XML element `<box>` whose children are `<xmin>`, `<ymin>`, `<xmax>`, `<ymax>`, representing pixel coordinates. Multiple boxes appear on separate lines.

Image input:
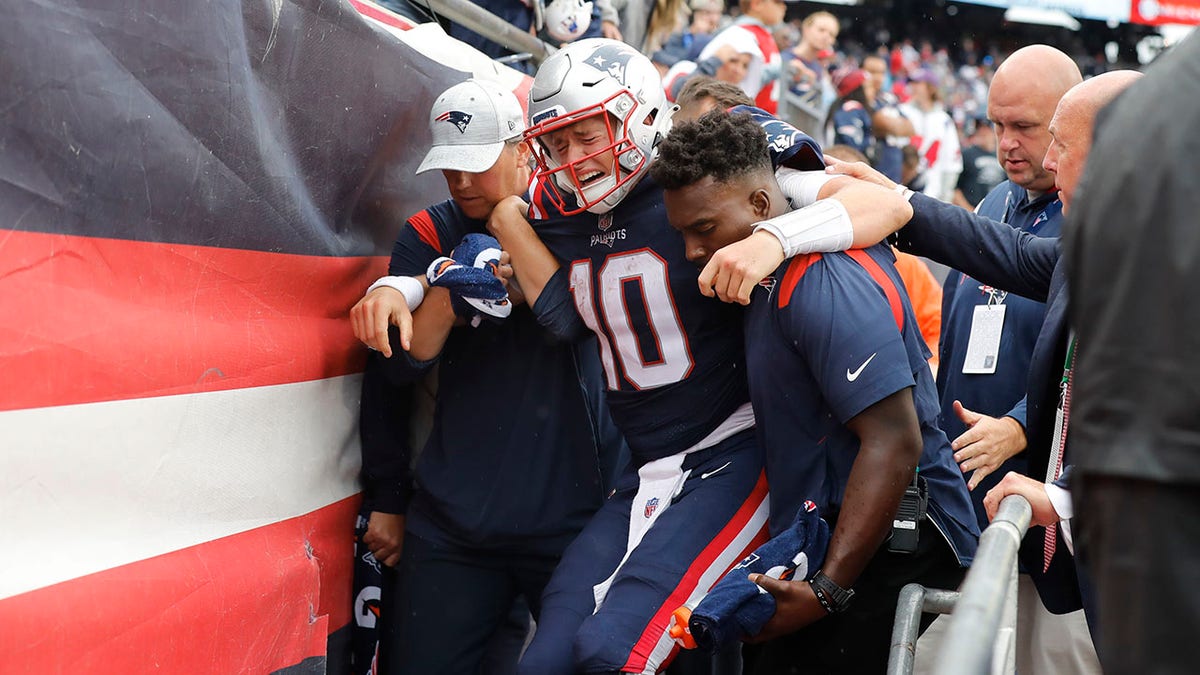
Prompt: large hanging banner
<box><xmin>0</xmin><ymin>0</ymin><xmax>524</xmax><ymax>672</ymax></box>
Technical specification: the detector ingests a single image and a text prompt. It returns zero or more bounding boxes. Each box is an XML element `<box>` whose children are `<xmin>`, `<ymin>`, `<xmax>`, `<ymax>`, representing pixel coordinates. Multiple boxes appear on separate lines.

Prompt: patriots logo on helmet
<box><xmin>435</xmin><ymin>110</ymin><xmax>473</xmax><ymax>134</ymax></box>
<box><xmin>586</xmin><ymin>43</ymin><xmax>636</xmax><ymax>83</ymax></box>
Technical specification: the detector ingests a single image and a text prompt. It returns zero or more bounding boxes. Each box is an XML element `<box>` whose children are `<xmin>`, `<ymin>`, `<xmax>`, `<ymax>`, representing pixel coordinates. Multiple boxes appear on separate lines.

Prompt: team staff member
<box><xmin>351</xmin><ymin>79</ymin><xmax>624</xmax><ymax>674</ymax></box>
<box><xmin>653</xmin><ymin>111</ymin><xmax>978</xmax><ymax>673</ymax></box>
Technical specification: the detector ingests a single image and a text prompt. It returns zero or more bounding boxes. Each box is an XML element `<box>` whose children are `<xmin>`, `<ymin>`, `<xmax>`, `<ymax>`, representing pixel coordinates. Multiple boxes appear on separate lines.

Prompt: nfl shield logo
<box><xmin>599</xmin><ymin>212</ymin><xmax>613</xmax><ymax>232</ymax></box>
<box><xmin>644</xmin><ymin>497</ymin><xmax>659</xmax><ymax>518</ymax></box>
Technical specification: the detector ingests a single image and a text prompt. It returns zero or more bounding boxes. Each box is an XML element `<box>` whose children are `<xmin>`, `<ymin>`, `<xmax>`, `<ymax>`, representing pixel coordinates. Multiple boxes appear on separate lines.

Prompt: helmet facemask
<box><xmin>525</xmin><ymin>38</ymin><xmax>674</xmax><ymax>215</ymax></box>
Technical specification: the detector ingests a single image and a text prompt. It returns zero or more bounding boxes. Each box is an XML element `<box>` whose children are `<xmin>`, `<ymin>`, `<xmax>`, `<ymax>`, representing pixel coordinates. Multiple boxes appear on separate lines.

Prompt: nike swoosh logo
<box><xmin>846</xmin><ymin>353</ymin><xmax>877</xmax><ymax>382</ymax></box>
<box><xmin>700</xmin><ymin>461</ymin><xmax>732</xmax><ymax>480</ymax></box>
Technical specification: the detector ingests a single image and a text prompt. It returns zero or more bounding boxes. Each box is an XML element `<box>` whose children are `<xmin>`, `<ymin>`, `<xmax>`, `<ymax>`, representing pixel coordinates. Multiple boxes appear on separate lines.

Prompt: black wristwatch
<box><xmin>809</xmin><ymin>571</ymin><xmax>855</xmax><ymax>614</ymax></box>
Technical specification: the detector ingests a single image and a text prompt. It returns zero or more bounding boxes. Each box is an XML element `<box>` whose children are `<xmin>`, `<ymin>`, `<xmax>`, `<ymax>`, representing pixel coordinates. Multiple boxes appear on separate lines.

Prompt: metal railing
<box><xmin>407</xmin><ymin>0</ymin><xmax>556</xmax><ymax>66</ymax></box>
<box><xmin>886</xmin><ymin>495</ymin><xmax>1033</xmax><ymax>675</ymax></box>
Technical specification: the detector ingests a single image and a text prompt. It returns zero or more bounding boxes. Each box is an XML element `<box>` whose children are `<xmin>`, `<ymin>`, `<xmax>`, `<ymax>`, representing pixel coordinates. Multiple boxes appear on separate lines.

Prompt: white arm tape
<box><xmin>776</xmin><ymin>167</ymin><xmax>834</xmax><ymax>208</ymax></box>
<box><xmin>753</xmin><ymin>198</ymin><xmax>853</xmax><ymax>258</ymax></box>
<box><xmin>366</xmin><ymin>275</ymin><xmax>425</xmax><ymax>311</ymax></box>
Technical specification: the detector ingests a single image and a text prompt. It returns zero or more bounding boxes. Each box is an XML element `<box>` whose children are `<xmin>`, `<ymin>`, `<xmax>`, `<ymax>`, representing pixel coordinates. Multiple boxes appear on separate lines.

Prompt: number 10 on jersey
<box><xmin>569</xmin><ymin>250</ymin><xmax>694</xmax><ymax>390</ymax></box>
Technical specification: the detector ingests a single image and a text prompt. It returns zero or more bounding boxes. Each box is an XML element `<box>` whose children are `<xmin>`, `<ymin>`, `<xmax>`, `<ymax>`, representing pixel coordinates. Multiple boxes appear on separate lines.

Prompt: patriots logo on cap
<box><xmin>587</xmin><ymin>43</ymin><xmax>636</xmax><ymax>83</ymax></box>
<box><xmin>758</xmin><ymin>275</ymin><xmax>777</xmax><ymax>298</ymax></box>
<box><xmin>436</xmin><ymin>110</ymin><xmax>473</xmax><ymax>134</ymax></box>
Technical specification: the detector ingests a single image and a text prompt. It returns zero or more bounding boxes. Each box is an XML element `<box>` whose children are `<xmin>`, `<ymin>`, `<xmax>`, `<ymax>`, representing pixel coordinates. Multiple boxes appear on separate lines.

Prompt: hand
<box><xmin>496</xmin><ymin>251</ymin><xmax>526</xmax><ymax>307</ymax></box>
<box><xmin>950</xmin><ymin>401</ymin><xmax>1027</xmax><ymax>491</ymax></box>
<box><xmin>363</xmin><ymin>511</ymin><xmax>405</xmax><ymax>567</ymax></box>
<box><xmin>823</xmin><ymin>155</ymin><xmax>898</xmax><ymax>191</ymax></box>
<box><xmin>983</xmin><ymin>472</ymin><xmax>1058</xmax><ymax>527</ymax></box>
<box><xmin>743</xmin><ymin>574</ymin><xmax>828</xmax><ymax>642</ymax></box>
<box><xmin>487</xmin><ymin>196</ymin><xmax>531</xmax><ymax>237</ymax></box>
<box><xmin>788</xmin><ymin>58</ymin><xmax>815</xmax><ymax>84</ymax></box>
<box><xmin>698</xmin><ymin>230</ymin><xmax>785</xmax><ymax>305</ymax></box>
<box><xmin>601</xmin><ymin>20</ymin><xmax>622</xmax><ymax>41</ymax></box>
<box><xmin>351</xmin><ymin>287</ymin><xmax>413</xmax><ymax>357</ymax></box>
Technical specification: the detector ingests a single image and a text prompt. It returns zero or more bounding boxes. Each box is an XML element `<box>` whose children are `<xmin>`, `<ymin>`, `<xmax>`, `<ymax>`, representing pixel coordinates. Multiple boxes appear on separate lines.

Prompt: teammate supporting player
<box><xmin>482</xmin><ymin>38</ymin><xmax>914</xmax><ymax>674</ymax></box>
<box><xmin>652</xmin><ymin>109</ymin><xmax>979</xmax><ymax>673</ymax></box>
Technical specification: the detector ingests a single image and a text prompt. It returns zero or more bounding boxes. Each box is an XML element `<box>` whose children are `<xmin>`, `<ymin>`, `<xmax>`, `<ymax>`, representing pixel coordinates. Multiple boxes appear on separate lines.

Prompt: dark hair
<box><xmin>651</xmin><ymin>110</ymin><xmax>770</xmax><ymax>190</ymax></box>
<box><xmin>675</xmin><ymin>76</ymin><xmax>753</xmax><ymax>113</ymax></box>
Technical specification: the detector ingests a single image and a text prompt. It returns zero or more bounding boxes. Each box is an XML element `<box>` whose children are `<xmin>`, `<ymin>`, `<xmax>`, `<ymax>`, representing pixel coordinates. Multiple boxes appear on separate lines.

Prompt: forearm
<box><xmin>818</xmin><ymin>176</ymin><xmax>913</xmax><ymax>249</ymax></box>
<box><xmin>488</xmin><ymin>205</ymin><xmax>560</xmax><ymax>306</ymax></box>
<box><xmin>822</xmin><ymin>439</ymin><xmax>918</xmax><ymax>588</ymax></box>
<box><xmin>408</xmin><ymin>287</ymin><xmax>457</xmax><ymax>362</ymax></box>
<box><xmin>824</xmin><ymin>389</ymin><xmax>923</xmax><ymax>588</ymax></box>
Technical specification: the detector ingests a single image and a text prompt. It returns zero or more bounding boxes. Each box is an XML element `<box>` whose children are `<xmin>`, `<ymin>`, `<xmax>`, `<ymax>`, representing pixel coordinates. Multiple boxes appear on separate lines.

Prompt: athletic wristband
<box><xmin>366</xmin><ymin>275</ymin><xmax>425</xmax><ymax>311</ymax></box>
<box><xmin>753</xmin><ymin>198</ymin><xmax>853</xmax><ymax>258</ymax></box>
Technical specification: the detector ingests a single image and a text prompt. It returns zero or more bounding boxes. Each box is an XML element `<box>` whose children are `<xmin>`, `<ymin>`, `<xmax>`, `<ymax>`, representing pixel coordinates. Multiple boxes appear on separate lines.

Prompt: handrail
<box><xmin>933</xmin><ymin>495</ymin><xmax>1032</xmax><ymax>675</ymax></box>
<box><xmin>408</xmin><ymin>0</ymin><xmax>557</xmax><ymax>66</ymax></box>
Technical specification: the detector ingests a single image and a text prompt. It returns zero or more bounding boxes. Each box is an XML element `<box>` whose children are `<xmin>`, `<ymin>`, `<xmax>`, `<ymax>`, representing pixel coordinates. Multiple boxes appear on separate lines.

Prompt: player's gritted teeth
<box><xmin>579</xmin><ymin>169</ymin><xmax>606</xmax><ymax>186</ymax></box>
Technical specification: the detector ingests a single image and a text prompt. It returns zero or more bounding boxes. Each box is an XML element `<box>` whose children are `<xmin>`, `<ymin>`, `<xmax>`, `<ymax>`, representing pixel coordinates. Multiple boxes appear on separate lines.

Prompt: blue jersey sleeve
<box><xmin>359</xmin><ymin>352</ymin><xmax>415</xmax><ymax>514</ymax></box>
<box><xmin>531</xmin><ymin>266</ymin><xmax>591</xmax><ymax>342</ymax></box>
<box><xmin>780</xmin><ymin>253</ymin><xmax>916</xmax><ymax>423</ymax></box>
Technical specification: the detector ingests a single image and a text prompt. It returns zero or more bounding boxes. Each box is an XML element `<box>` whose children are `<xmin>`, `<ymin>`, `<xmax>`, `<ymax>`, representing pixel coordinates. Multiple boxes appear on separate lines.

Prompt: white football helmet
<box><xmin>543</xmin><ymin>0</ymin><xmax>592</xmax><ymax>43</ymax></box>
<box><xmin>525</xmin><ymin>38</ymin><xmax>674</xmax><ymax>215</ymax></box>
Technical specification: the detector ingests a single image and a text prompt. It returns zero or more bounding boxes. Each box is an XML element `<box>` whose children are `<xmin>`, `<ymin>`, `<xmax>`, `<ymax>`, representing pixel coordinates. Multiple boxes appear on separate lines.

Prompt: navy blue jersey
<box><xmin>528</xmin><ymin>176</ymin><xmax>749</xmax><ymax>465</ymax></box>
<box><xmin>829</xmin><ymin>100</ymin><xmax>873</xmax><ymax>156</ymax></box>
<box><xmin>938</xmin><ymin>183</ymin><xmax>1062</xmax><ymax>529</ymax></box>
<box><xmin>744</xmin><ymin>244</ymin><xmax>979</xmax><ymax>564</ymax></box>
<box><xmin>728</xmin><ymin>105</ymin><xmax>825</xmax><ymax>172</ymax></box>
<box><xmin>367</xmin><ymin>198</ymin><xmax>624</xmax><ymax>554</ymax></box>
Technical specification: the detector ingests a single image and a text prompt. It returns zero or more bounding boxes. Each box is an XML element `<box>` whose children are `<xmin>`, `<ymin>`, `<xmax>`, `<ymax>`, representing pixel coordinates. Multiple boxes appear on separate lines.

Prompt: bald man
<box><xmin>917</xmin><ymin>47</ymin><xmax>1094</xmax><ymax>674</ymax></box>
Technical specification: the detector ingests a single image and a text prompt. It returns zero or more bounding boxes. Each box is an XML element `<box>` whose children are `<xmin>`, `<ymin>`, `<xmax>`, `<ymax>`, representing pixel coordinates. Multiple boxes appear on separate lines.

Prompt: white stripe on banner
<box><xmin>0</xmin><ymin>375</ymin><xmax>363</xmax><ymax>600</ymax></box>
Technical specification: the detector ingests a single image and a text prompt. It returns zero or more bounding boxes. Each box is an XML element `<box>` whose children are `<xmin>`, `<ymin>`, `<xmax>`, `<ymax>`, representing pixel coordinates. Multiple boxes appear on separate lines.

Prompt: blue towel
<box><xmin>425</xmin><ymin>233</ymin><xmax>511</xmax><ymax>324</ymax></box>
<box><xmin>688</xmin><ymin>500</ymin><xmax>831</xmax><ymax>652</ymax></box>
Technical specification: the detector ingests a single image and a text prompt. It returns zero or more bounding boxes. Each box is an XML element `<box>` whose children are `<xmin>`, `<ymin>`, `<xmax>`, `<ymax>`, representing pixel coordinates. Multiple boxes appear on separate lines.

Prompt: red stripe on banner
<box><xmin>623</xmin><ymin>472</ymin><xmax>771</xmax><ymax>673</ymax></box>
<box><xmin>0</xmin><ymin>230</ymin><xmax>385</xmax><ymax>411</ymax></box>
<box><xmin>847</xmin><ymin>249</ymin><xmax>905</xmax><ymax>331</ymax></box>
<box><xmin>0</xmin><ymin>496</ymin><xmax>359</xmax><ymax>674</ymax></box>
<box><xmin>348</xmin><ymin>0</ymin><xmax>418</xmax><ymax>30</ymax></box>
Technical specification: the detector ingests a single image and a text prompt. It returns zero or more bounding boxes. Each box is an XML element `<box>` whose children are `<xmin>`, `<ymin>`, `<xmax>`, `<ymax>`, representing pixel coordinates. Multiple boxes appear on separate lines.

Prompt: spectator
<box><xmin>825</xmin><ymin>69</ymin><xmax>874</xmax><ymax>156</ymax></box>
<box><xmin>952</xmin><ymin>114</ymin><xmax>1004</xmax><ymax>210</ymax></box>
<box><xmin>607</xmin><ymin>0</ymin><xmax>687</xmax><ymax>53</ymax></box>
<box><xmin>674</xmin><ymin>75</ymin><xmax>754</xmax><ymax>121</ymax></box>
<box><xmin>349</xmin><ymin>79</ymin><xmax>623</xmax><ymax>674</ymax></box>
<box><xmin>1066</xmin><ymin>34</ymin><xmax>1200</xmax><ymax>675</ymax></box>
<box><xmin>784</xmin><ymin>11</ymin><xmax>840</xmax><ymax>136</ymax></box>
<box><xmin>651</xmin><ymin>0</ymin><xmax>725</xmax><ymax>70</ymax></box>
<box><xmin>664</xmin><ymin>36</ymin><xmax>756</xmax><ymax>102</ymax></box>
<box><xmin>900</xmin><ymin>68</ymin><xmax>962</xmax><ymax>202</ymax></box>
<box><xmin>863</xmin><ymin>53</ymin><xmax>915</xmax><ymax>184</ymax></box>
<box><xmin>697</xmin><ymin>0</ymin><xmax>788</xmax><ymax>113</ymax></box>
